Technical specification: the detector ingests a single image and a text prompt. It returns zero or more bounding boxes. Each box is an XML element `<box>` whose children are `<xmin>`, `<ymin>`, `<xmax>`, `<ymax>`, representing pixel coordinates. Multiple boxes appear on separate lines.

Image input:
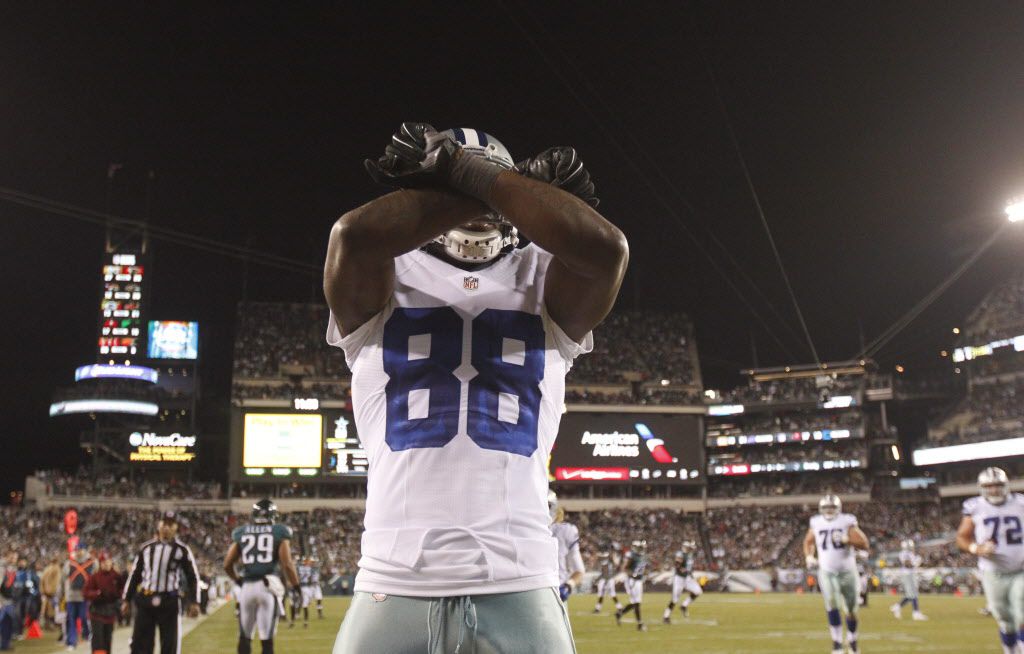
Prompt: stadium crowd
<box><xmin>712</xmin><ymin>375</ymin><xmax>863</xmax><ymax>406</ymax></box>
<box><xmin>34</xmin><ymin>469</ymin><xmax>222</xmax><ymax>500</ymax></box>
<box><xmin>707</xmin><ymin>471</ymin><xmax>871</xmax><ymax>498</ymax></box>
<box><xmin>231</xmin><ymin>304</ymin><xmax>703</xmax><ymax>402</ymax></box>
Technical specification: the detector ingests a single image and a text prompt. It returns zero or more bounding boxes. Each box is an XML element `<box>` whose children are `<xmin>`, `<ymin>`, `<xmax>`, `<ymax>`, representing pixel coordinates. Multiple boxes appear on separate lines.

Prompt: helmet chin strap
<box><xmin>434</xmin><ymin>224</ymin><xmax>519</xmax><ymax>263</ymax></box>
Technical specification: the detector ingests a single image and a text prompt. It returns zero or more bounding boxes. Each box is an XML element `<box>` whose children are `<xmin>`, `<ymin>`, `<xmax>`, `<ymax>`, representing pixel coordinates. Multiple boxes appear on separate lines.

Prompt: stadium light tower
<box><xmin>1007</xmin><ymin>197</ymin><xmax>1024</xmax><ymax>223</ymax></box>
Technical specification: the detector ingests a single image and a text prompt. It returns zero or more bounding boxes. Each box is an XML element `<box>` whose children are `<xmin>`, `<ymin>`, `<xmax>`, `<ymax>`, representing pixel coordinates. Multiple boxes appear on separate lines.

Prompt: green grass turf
<box><xmin>170</xmin><ymin>592</ymin><xmax>994</xmax><ymax>653</ymax></box>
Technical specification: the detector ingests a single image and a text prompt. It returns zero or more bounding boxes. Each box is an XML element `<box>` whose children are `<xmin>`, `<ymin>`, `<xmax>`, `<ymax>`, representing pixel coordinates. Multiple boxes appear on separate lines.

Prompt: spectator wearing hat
<box><xmin>64</xmin><ymin>544</ymin><xmax>96</xmax><ymax>649</ymax></box>
<box><xmin>83</xmin><ymin>553</ymin><xmax>122</xmax><ymax>654</ymax></box>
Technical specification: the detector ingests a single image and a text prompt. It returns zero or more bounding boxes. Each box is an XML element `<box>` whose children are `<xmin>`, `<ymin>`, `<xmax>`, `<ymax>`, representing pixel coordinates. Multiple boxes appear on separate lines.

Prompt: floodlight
<box><xmin>1007</xmin><ymin>198</ymin><xmax>1024</xmax><ymax>223</ymax></box>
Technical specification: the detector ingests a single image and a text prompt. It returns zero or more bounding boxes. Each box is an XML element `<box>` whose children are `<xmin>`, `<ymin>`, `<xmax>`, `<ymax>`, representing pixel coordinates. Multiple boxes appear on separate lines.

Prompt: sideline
<box><xmin>38</xmin><ymin>601</ymin><xmax>227</xmax><ymax>654</ymax></box>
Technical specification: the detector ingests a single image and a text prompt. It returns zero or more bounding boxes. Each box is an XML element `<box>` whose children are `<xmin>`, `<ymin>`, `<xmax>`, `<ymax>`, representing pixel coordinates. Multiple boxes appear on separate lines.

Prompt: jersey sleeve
<box><xmin>541</xmin><ymin>304</ymin><xmax>594</xmax><ymax>364</ymax></box>
<box><xmin>276</xmin><ymin>524</ymin><xmax>293</xmax><ymax>541</ymax></box>
<box><xmin>231</xmin><ymin>526</ymin><xmax>243</xmax><ymax>543</ymax></box>
<box><xmin>847</xmin><ymin>514</ymin><xmax>858</xmax><ymax>527</ymax></box>
<box><xmin>326</xmin><ymin>298</ymin><xmax>394</xmax><ymax>369</ymax></box>
<box><xmin>962</xmin><ymin>497</ymin><xmax>978</xmax><ymax>516</ymax></box>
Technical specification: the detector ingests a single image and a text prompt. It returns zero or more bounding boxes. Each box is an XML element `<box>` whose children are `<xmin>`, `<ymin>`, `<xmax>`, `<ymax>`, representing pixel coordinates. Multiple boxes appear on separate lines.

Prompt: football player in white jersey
<box><xmin>889</xmin><ymin>539</ymin><xmax>927</xmax><ymax>620</ymax></box>
<box><xmin>957</xmin><ymin>467</ymin><xmax>1024</xmax><ymax>654</ymax></box>
<box><xmin>548</xmin><ymin>492</ymin><xmax>585</xmax><ymax>602</ymax></box>
<box><xmin>664</xmin><ymin>540</ymin><xmax>702</xmax><ymax>623</ymax></box>
<box><xmin>803</xmin><ymin>494</ymin><xmax>869</xmax><ymax>654</ymax></box>
<box><xmin>324</xmin><ymin>123</ymin><xmax>627</xmax><ymax>653</ymax></box>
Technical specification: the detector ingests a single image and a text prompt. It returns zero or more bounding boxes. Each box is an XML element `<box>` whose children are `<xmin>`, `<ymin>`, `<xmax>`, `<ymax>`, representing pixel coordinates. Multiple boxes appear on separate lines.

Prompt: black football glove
<box><xmin>364</xmin><ymin>122</ymin><xmax>504</xmax><ymax>202</ymax></box>
<box><xmin>514</xmin><ymin>146</ymin><xmax>599</xmax><ymax>208</ymax></box>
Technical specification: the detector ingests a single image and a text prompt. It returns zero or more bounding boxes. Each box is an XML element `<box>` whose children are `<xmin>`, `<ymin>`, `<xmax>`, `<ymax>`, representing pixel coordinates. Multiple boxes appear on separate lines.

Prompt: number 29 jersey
<box><xmin>327</xmin><ymin>244</ymin><xmax>593</xmax><ymax>597</ymax></box>
<box><xmin>231</xmin><ymin>523</ymin><xmax>293</xmax><ymax>581</ymax></box>
<box><xmin>963</xmin><ymin>493</ymin><xmax>1024</xmax><ymax>573</ymax></box>
<box><xmin>809</xmin><ymin>513</ymin><xmax>859</xmax><ymax>573</ymax></box>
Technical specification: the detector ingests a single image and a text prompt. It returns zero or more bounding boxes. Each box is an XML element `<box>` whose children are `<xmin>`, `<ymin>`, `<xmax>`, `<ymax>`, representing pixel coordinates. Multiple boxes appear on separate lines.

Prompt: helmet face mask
<box><xmin>423</xmin><ymin>128</ymin><xmax>520</xmax><ymax>268</ymax></box>
<box><xmin>979</xmin><ymin>467</ymin><xmax>1010</xmax><ymax>505</ymax></box>
<box><xmin>253</xmin><ymin>498</ymin><xmax>278</xmax><ymax>524</ymax></box>
<box><xmin>819</xmin><ymin>494</ymin><xmax>842</xmax><ymax>521</ymax></box>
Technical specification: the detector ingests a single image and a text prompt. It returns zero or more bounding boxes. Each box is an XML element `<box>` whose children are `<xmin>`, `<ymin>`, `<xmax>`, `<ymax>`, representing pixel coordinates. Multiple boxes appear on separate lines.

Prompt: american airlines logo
<box><xmin>128</xmin><ymin>432</ymin><xmax>197</xmax><ymax>448</ymax></box>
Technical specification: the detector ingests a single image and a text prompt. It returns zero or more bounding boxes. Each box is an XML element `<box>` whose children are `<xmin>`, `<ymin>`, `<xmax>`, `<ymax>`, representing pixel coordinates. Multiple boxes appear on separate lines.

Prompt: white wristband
<box><xmin>969</xmin><ymin>543</ymin><xmax>978</xmax><ymax>555</ymax></box>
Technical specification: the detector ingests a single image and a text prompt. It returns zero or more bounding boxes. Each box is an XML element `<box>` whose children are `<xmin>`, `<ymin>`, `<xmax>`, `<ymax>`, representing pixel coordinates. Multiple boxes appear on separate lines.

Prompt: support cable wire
<box><xmin>0</xmin><ymin>187</ymin><xmax>319</xmax><ymax>275</ymax></box>
<box><xmin>858</xmin><ymin>223</ymin><xmax>1007</xmax><ymax>359</ymax></box>
<box><xmin>690</xmin><ymin>22</ymin><xmax>822</xmax><ymax>367</ymax></box>
<box><xmin>497</xmin><ymin>0</ymin><xmax>802</xmax><ymax>362</ymax></box>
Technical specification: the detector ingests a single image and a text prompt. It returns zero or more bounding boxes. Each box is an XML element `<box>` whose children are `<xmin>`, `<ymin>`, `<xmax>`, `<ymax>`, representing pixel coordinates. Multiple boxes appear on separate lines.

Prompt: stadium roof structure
<box><xmin>743</xmin><ymin>360</ymin><xmax>869</xmax><ymax>381</ymax></box>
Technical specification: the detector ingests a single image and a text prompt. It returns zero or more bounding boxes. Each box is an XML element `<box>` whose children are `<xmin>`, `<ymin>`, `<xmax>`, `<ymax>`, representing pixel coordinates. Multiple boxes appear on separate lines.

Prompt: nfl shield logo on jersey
<box><xmin>463</xmin><ymin>276</ymin><xmax>479</xmax><ymax>291</ymax></box>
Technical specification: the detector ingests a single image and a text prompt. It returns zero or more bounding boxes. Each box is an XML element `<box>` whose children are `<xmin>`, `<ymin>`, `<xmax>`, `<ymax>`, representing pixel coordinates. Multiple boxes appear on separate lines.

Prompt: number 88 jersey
<box><xmin>327</xmin><ymin>245</ymin><xmax>592</xmax><ymax>596</ymax></box>
<box><xmin>963</xmin><ymin>493</ymin><xmax>1024</xmax><ymax>573</ymax></box>
<box><xmin>231</xmin><ymin>523</ymin><xmax>293</xmax><ymax>581</ymax></box>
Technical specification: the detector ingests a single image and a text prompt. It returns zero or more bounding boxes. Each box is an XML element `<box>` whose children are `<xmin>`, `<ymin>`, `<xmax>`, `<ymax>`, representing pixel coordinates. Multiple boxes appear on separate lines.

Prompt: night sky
<box><xmin>3</xmin><ymin>2</ymin><xmax>1024</xmax><ymax>497</ymax></box>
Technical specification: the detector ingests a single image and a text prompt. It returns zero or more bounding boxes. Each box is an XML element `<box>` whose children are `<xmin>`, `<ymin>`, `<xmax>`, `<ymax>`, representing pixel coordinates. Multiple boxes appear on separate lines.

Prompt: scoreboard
<box><xmin>233</xmin><ymin>408</ymin><xmax>367</xmax><ymax>480</ymax></box>
<box><xmin>98</xmin><ymin>253</ymin><xmax>145</xmax><ymax>357</ymax></box>
<box><xmin>549</xmin><ymin>412</ymin><xmax>704</xmax><ymax>485</ymax></box>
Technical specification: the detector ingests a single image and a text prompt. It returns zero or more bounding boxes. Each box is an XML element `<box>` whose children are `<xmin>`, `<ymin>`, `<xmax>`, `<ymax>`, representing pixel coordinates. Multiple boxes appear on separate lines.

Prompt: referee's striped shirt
<box><xmin>123</xmin><ymin>537</ymin><xmax>201</xmax><ymax>605</ymax></box>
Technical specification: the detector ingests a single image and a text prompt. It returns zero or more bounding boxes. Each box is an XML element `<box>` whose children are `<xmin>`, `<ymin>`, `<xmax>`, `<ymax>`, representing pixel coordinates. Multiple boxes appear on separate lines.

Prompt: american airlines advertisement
<box><xmin>550</xmin><ymin>413</ymin><xmax>704</xmax><ymax>485</ymax></box>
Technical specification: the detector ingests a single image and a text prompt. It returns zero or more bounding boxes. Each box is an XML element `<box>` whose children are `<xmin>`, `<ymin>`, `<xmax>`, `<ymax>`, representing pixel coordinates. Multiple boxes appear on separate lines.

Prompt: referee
<box><xmin>121</xmin><ymin>512</ymin><xmax>201</xmax><ymax>654</ymax></box>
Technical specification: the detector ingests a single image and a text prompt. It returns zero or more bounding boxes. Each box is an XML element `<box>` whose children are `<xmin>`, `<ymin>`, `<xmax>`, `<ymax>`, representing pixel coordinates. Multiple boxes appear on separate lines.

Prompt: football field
<box><xmin>171</xmin><ymin>592</ymin><xmax>995</xmax><ymax>653</ymax></box>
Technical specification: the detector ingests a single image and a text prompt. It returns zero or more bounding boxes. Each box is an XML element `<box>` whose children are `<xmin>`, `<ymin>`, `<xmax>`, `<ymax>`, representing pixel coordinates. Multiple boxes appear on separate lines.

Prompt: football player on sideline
<box><xmin>664</xmin><ymin>540</ymin><xmax>702</xmax><ymax>623</ymax></box>
<box><xmin>299</xmin><ymin>556</ymin><xmax>325</xmax><ymax>624</ymax></box>
<box><xmin>548</xmin><ymin>492</ymin><xmax>585</xmax><ymax>603</ymax></box>
<box><xmin>324</xmin><ymin>123</ymin><xmax>627</xmax><ymax>653</ymax></box>
<box><xmin>223</xmin><ymin>499</ymin><xmax>302</xmax><ymax>654</ymax></box>
<box><xmin>616</xmin><ymin>540</ymin><xmax>649</xmax><ymax>632</ymax></box>
<box><xmin>592</xmin><ymin>542</ymin><xmax>622</xmax><ymax>614</ymax></box>
<box><xmin>803</xmin><ymin>494</ymin><xmax>869</xmax><ymax>654</ymax></box>
<box><xmin>957</xmin><ymin>467</ymin><xmax>1024</xmax><ymax>654</ymax></box>
<box><xmin>889</xmin><ymin>539</ymin><xmax>927</xmax><ymax>620</ymax></box>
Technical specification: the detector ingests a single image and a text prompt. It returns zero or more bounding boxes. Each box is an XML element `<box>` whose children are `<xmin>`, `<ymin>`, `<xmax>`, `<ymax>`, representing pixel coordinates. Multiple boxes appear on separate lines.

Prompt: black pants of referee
<box><xmin>130</xmin><ymin>595</ymin><xmax>180</xmax><ymax>654</ymax></box>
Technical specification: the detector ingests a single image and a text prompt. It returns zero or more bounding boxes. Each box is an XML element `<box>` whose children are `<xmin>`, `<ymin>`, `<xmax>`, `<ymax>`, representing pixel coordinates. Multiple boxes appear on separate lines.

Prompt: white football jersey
<box><xmin>327</xmin><ymin>245</ymin><xmax>592</xmax><ymax>596</ymax></box>
<box><xmin>963</xmin><ymin>493</ymin><xmax>1024</xmax><ymax>573</ymax></box>
<box><xmin>898</xmin><ymin>550</ymin><xmax>922</xmax><ymax>570</ymax></box>
<box><xmin>809</xmin><ymin>512</ymin><xmax>859</xmax><ymax>573</ymax></box>
<box><xmin>550</xmin><ymin>521</ymin><xmax>585</xmax><ymax>585</ymax></box>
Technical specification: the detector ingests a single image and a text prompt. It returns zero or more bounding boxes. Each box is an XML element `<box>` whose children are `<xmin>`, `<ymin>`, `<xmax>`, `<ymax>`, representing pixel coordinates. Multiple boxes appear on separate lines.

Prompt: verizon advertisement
<box><xmin>550</xmin><ymin>413</ymin><xmax>703</xmax><ymax>485</ymax></box>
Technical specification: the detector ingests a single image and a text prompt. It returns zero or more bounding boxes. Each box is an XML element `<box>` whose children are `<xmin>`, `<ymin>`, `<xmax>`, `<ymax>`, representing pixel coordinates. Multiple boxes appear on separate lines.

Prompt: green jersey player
<box><xmin>223</xmin><ymin>499</ymin><xmax>301</xmax><ymax>654</ymax></box>
<box><xmin>957</xmin><ymin>467</ymin><xmax>1024</xmax><ymax>654</ymax></box>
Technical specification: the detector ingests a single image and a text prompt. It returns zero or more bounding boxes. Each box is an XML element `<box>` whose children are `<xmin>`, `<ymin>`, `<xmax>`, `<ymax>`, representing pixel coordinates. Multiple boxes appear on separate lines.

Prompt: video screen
<box><xmin>147</xmin><ymin>321</ymin><xmax>199</xmax><ymax>359</ymax></box>
<box><xmin>243</xmin><ymin>413</ymin><xmax>323</xmax><ymax>468</ymax></box>
<box><xmin>549</xmin><ymin>413</ymin><xmax>704</xmax><ymax>484</ymax></box>
<box><xmin>323</xmin><ymin>411</ymin><xmax>368</xmax><ymax>476</ymax></box>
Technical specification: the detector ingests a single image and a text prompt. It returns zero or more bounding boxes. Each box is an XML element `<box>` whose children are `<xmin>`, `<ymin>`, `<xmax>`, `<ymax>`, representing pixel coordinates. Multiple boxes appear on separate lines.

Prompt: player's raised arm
<box><xmin>324</xmin><ymin>189</ymin><xmax>490</xmax><ymax>335</ymax></box>
<box><xmin>490</xmin><ymin>156</ymin><xmax>628</xmax><ymax>342</ymax></box>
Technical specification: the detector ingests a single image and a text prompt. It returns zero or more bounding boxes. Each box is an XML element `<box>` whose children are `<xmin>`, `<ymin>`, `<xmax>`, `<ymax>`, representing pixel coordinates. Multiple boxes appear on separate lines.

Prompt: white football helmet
<box><xmin>547</xmin><ymin>489</ymin><xmax>558</xmax><ymax>522</ymax></box>
<box><xmin>819</xmin><ymin>494</ymin><xmax>842</xmax><ymax>520</ymax></box>
<box><xmin>901</xmin><ymin>539</ymin><xmax>914</xmax><ymax>551</ymax></box>
<box><xmin>426</xmin><ymin>128</ymin><xmax>519</xmax><ymax>265</ymax></box>
<box><xmin>979</xmin><ymin>467</ymin><xmax>1010</xmax><ymax>505</ymax></box>
<box><xmin>682</xmin><ymin>540</ymin><xmax>697</xmax><ymax>553</ymax></box>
